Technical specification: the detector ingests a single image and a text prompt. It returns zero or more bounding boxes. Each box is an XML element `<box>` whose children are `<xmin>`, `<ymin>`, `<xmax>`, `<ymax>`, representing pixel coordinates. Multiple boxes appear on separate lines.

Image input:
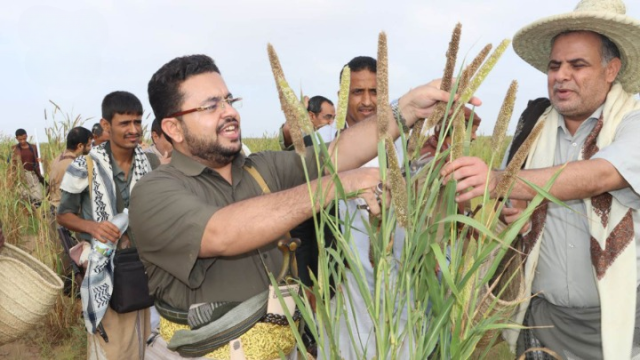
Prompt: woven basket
<box><xmin>474</xmin><ymin>245</ymin><xmax>526</xmax><ymax>350</ymax></box>
<box><xmin>0</xmin><ymin>243</ymin><xmax>64</xmax><ymax>345</ymax></box>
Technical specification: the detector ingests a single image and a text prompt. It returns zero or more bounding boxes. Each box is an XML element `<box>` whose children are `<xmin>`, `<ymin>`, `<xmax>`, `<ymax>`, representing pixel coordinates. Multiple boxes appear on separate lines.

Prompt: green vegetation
<box><xmin>1</xmin><ymin>26</ymin><xmax>523</xmax><ymax>357</ymax></box>
<box><xmin>0</xmin><ymin>105</ymin><xmax>89</xmax><ymax>359</ymax></box>
<box><xmin>264</xmin><ymin>26</ymin><xmax>543</xmax><ymax>360</ymax></box>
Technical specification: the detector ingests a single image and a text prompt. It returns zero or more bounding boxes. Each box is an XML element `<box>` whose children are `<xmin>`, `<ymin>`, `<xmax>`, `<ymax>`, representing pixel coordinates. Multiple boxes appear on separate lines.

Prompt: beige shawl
<box><xmin>504</xmin><ymin>83</ymin><xmax>640</xmax><ymax>359</ymax></box>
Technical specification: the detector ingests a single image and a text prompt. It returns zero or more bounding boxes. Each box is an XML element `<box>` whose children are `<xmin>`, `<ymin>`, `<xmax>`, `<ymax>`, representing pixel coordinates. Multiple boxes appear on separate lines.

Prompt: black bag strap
<box><xmin>506</xmin><ymin>97</ymin><xmax>551</xmax><ymax>167</ymax></box>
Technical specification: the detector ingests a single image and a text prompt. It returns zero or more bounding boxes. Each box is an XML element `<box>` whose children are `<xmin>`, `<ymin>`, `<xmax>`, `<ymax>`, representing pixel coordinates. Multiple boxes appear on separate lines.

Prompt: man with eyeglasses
<box><xmin>128</xmin><ymin>54</ymin><xmax>478</xmax><ymax>358</ymax></box>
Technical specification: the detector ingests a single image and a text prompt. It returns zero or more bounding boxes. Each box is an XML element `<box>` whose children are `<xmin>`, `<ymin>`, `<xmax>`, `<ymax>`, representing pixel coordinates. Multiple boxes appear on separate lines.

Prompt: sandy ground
<box><xmin>0</xmin><ymin>341</ymin><xmax>42</xmax><ymax>359</ymax></box>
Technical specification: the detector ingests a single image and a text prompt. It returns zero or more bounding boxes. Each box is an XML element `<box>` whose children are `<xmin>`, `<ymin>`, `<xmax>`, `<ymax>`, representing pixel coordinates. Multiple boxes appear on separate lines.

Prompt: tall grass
<box><xmin>264</xmin><ymin>26</ymin><xmax>551</xmax><ymax>360</ymax></box>
<box><xmin>0</xmin><ymin>103</ymin><xmax>88</xmax><ymax>359</ymax></box>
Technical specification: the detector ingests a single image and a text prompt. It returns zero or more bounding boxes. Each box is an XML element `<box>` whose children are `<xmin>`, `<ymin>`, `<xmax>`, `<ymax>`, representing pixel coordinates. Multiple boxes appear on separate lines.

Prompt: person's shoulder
<box><xmin>131</xmin><ymin>165</ymin><xmax>188</xmax><ymax>208</ymax></box>
<box><xmin>136</xmin><ymin>163</ymin><xmax>185</xmax><ymax>186</ymax></box>
<box><xmin>71</xmin><ymin>154</ymin><xmax>87</xmax><ymax>166</ymax></box>
<box><xmin>49</xmin><ymin>153</ymin><xmax>63</xmax><ymax>167</ymax></box>
<box><xmin>316</xmin><ymin>123</ymin><xmax>337</xmax><ymax>142</ymax></box>
<box><xmin>143</xmin><ymin>151</ymin><xmax>161</xmax><ymax>170</ymax></box>
<box><xmin>247</xmin><ymin>149</ymin><xmax>295</xmax><ymax>163</ymax></box>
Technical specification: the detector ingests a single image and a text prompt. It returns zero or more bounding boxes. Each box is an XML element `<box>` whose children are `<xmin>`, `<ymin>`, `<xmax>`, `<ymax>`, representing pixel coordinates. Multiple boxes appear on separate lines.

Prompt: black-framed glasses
<box><xmin>168</xmin><ymin>97</ymin><xmax>242</xmax><ymax>118</ymax></box>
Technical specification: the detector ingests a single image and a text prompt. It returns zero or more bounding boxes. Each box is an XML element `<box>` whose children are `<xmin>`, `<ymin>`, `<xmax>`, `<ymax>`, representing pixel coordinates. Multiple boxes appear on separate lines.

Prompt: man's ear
<box><xmin>161</xmin><ymin>118</ymin><xmax>184</xmax><ymax>144</ymax></box>
<box><xmin>606</xmin><ymin>57</ymin><xmax>622</xmax><ymax>84</ymax></box>
<box><xmin>100</xmin><ymin>118</ymin><xmax>111</xmax><ymax>138</ymax></box>
<box><xmin>307</xmin><ymin>111</ymin><xmax>317</xmax><ymax>128</ymax></box>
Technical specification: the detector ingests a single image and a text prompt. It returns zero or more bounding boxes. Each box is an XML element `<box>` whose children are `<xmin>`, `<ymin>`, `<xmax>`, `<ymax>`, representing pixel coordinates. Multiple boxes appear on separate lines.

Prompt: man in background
<box><xmin>92</xmin><ymin>123</ymin><xmax>110</xmax><ymax>146</ymax></box>
<box><xmin>145</xmin><ymin>118</ymin><xmax>172</xmax><ymax>165</ymax></box>
<box><xmin>278</xmin><ymin>95</ymin><xmax>336</xmax><ymax>150</ymax></box>
<box><xmin>57</xmin><ymin>91</ymin><xmax>152</xmax><ymax>360</ymax></box>
<box><xmin>49</xmin><ymin>126</ymin><xmax>93</xmax><ymax>209</ymax></box>
<box><xmin>10</xmin><ymin>128</ymin><xmax>44</xmax><ymax>205</ymax></box>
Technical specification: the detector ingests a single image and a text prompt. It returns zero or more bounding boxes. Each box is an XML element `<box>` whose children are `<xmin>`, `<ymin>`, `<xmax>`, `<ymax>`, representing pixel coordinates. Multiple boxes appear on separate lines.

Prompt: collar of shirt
<box><xmin>104</xmin><ymin>142</ymin><xmax>135</xmax><ymax>182</ymax></box>
<box><xmin>557</xmin><ymin>104</ymin><xmax>604</xmax><ymax>135</ymax></box>
<box><xmin>62</xmin><ymin>149</ymin><xmax>77</xmax><ymax>159</ymax></box>
<box><xmin>170</xmin><ymin>149</ymin><xmax>247</xmax><ymax>177</ymax></box>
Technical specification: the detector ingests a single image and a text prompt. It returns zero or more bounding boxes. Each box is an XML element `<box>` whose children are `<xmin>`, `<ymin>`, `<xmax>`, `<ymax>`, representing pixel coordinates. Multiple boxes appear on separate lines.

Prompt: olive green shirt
<box><xmin>129</xmin><ymin>147</ymin><xmax>319</xmax><ymax>311</ymax></box>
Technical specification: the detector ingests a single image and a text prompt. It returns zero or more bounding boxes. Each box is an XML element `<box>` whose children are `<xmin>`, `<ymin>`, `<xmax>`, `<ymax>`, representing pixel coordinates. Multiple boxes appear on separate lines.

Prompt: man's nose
<box><xmin>128</xmin><ymin>123</ymin><xmax>139</xmax><ymax>134</ymax></box>
<box><xmin>362</xmin><ymin>91</ymin><xmax>373</xmax><ymax>105</ymax></box>
<box><xmin>554</xmin><ymin>64</ymin><xmax>571</xmax><ymax>82</ymax></box>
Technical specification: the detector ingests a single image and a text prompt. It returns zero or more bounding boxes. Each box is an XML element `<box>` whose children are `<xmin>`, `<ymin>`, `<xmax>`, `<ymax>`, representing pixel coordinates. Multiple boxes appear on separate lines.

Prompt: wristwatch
<box><xmin>390</xmin><ymin>99</ymin><xmax>409</xmax><ymax>133</ymax></box>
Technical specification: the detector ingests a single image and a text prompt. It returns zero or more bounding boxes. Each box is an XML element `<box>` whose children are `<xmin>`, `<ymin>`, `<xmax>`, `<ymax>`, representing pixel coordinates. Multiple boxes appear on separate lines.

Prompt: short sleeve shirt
<box><xmin>129</xmin><ymin>148</ymin><xmax>319</xmax><ymax>311</ymax></box>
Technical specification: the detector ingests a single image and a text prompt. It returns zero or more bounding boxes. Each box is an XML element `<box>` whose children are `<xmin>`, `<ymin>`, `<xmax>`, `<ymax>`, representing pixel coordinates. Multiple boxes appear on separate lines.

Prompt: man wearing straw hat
<box><xmin>443</xmin><ymin>0</ymin><xmax>640</xmax><ymax>358</ymax></box>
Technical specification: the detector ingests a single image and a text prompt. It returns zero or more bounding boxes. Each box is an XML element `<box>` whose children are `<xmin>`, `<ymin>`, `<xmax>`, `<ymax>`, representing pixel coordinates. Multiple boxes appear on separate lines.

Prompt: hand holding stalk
<box><xmin>440</xmin><ymin>156</ymin><xmax>498</xmax><ymax>202</ymax></box>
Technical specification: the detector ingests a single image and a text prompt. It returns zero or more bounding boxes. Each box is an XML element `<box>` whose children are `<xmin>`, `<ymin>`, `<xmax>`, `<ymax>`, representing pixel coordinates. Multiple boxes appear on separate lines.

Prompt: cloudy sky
<box><xmin>2</xmin><ymin>0</ymin><xmax>639</xmax><ymax>143</ymax></box>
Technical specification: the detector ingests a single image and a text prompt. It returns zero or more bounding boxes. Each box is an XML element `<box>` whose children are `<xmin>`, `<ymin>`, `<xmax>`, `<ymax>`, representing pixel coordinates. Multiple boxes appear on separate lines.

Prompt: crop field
<box><xmin>0</xmin><ymin>124</ymin><xmax>514</xmax><ymax>359</ymax></box>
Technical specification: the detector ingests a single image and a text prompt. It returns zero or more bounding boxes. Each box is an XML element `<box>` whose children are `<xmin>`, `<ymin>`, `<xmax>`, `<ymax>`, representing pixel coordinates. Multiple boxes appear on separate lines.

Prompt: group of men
<box><xmin>8</xmin><ymin>0</ymin><xmax>640</xmax><ymax>358</ymax></box>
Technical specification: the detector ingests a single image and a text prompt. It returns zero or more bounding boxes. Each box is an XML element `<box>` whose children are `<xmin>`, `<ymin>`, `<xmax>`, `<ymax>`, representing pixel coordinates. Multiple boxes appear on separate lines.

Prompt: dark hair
<box><xmin>15</xmin><ymin>129</ymin><xmax>27</xmax><ymax>137</ymax></box>
<box><xmin>151</xmin><ymin>118</ymin><xmax>162</xmax><ymax>136</ymax></box>
<box><xmin>339</xmin><ymin>56</ymin><xmax>377</xmax><ymax>82</ymax></box>
<box><xmin>101</xmin><ymin>91</ymin><xmax>143</xmax><ymax>123</ymax></box>
<box><xmin>91</xmin><ymin>123</ymin><xmax>104</xmax><ymax>137</ymax></box>
<box><xmin>599</xmin><ymin>34</ymin><xmax>621</xmax><ymax>64</ymax></box>
<box><xmin>307</xmin><ymin>96</ymin><xmax>334</xmax><ymax>114</ymax></box>
<box><xmin>66</xmin><ymin>126</ymin><xmax>93</xmax><ymax>150</ymax></box>
<box><xmin>148</xmin><ymin>54</ymin><xmax>221</xmax><ymax>122</ymax></box>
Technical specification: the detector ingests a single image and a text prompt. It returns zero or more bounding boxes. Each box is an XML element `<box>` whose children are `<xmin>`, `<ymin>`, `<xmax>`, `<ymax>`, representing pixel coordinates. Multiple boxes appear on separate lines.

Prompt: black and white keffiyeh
<box><xmin>60</xmin><ymin>143</ymin><xmax>151</xmax><ymax>334</ymax></box>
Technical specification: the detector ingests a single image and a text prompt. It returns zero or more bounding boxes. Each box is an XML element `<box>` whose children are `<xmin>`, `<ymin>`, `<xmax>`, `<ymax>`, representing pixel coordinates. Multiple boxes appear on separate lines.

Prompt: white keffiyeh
<box><xmin>60</xmin><ymin>143</ymin><xmax>151</xmax><ymax>334</ymax></box>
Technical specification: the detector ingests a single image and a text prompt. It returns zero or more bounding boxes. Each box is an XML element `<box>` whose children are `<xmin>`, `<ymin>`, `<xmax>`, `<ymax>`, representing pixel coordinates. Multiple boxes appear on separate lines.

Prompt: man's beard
<box><xmin>183</xmin><ymin>121</ymin><xmax>242</xmax><ymax>165</ymax></box>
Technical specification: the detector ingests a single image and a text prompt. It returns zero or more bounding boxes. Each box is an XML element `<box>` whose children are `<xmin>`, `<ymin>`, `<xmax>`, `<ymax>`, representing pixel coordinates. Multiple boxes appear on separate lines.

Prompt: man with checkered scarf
<box><xmin>57</xmin><ymin>91</ymin><xmax>155</xmax><ymax>360</ymax></box>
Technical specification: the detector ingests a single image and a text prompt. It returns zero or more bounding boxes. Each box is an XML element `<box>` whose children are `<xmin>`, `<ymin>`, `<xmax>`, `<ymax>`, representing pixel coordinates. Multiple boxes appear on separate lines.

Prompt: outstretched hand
<box><xmin>340</xmin><ymin>167</ymin><xmax>388</xmax><ymax>217</ymax></box>
<box><xmin>399</xmin><ymin>79</ymin><xmax>482</xmax><ymax>126</ymax></box>
<box><xmin>440</xmin><ymin>156</ymin><xmax>497</xmax><ymax>203</ymax></box>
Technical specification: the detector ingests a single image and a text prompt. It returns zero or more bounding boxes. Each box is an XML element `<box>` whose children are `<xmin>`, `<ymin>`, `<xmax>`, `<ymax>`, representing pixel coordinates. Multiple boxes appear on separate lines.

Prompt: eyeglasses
<box><xmin>168</xmin><ymin>97</ymin><xmax>242</xmax><ymax>118</ymax></box>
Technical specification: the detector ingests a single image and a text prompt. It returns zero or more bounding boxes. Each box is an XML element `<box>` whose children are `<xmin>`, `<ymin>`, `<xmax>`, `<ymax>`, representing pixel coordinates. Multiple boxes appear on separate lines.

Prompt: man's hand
<box><xmin>89</xmin><ymin>221</ymin><xmax>121</xmax><ymax>244</ymax></box>
<box><xmin>339</xmin><ymin>167</ymin><xmax>388</xmax><ymax>217</ymax></box>
<box><xmin>440</xmin><ymin>156</ymin><xmax>497</xmax><ymax>203</ymax></box>
<box><xmin>399</xmin><ymin>79</ymin><xmax>483</xmax><ymax>126</ymax></box>
<box><xmin>500</xmin><ymin>206</ymin><xmax>531</xmax><ymax>235</ymax></box>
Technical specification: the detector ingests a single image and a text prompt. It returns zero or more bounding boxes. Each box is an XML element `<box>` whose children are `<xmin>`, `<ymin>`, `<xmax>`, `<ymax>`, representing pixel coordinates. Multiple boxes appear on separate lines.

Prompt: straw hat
<box><xmin>513</xmin><ymin>0</ymin><xmax>640</xmax><ymax>94</ymax></box>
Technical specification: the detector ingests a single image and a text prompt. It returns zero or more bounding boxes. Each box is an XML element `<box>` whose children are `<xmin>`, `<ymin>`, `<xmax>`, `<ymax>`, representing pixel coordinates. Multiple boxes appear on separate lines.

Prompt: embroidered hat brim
<box><xmin>513</xmin><ymin>0</ymin><xmax>640</xmax><ymax>94</ymax></box>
